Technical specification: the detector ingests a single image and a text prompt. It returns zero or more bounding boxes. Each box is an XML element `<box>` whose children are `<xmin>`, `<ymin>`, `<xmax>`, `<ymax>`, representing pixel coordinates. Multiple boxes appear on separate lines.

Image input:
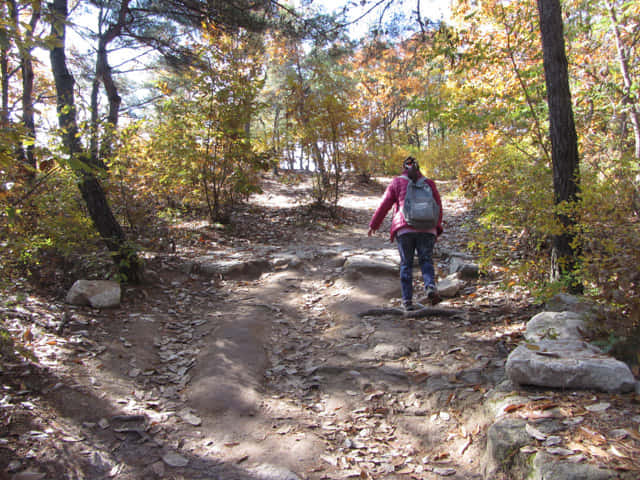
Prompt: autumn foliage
<box><xmin>0</xmin><ymin>0</ymin><xmax>639</xmax><ymax>329</ymax></box>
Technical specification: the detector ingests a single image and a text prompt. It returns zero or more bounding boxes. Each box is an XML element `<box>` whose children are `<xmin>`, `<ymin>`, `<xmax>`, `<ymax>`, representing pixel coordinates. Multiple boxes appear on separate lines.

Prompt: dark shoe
<box><xmin>419</xmin><ymin>287</ymin><xmax>442</xmax><ymax>306</ymax></box>
<box><xmin>427</xmin><ymin>288</ymin><xmax>442</xmax><ymax>305</ymax></box>
<box><xmin>403</xmin><ymin>301</ymin><xmax>424</xmax><ymax>312</ymax></box>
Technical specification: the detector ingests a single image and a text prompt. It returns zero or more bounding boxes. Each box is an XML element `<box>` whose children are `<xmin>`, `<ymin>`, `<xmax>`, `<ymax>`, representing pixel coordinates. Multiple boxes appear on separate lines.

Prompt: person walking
<box><xmin>368</xmin><ymin>156</ymin><xmax>444</xmax><ymax>311</ymax></box>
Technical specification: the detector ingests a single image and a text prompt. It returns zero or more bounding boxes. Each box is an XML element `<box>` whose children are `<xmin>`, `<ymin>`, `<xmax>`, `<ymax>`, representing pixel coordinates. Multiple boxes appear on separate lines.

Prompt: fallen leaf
<box><xmin>609</xmin><ymin>444</ymin><xmax>629</xmax><ymax>459</ymax></box>
<box><xmin>459</xmin><ymin>437</ymin><xmax>472</xmax><ymax>455</ymax></box>
<box><xmin>579</xmin><ymin>426</ymin><xmax>607</xmax><ymax>445</ymax></box>
<box><xmin>504</xmin><ymin>403</ymin><xmax>526</xmax><ymax>413</ymax></box>
<box><xmin>586</xmin><ymin>444</ymin><xmax>609</xmax><ymax>458</ymax></box>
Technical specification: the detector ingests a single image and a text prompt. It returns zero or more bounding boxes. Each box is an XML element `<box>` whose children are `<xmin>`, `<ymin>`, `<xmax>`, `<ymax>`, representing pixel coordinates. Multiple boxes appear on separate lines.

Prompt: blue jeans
<box><xmin>397</xmin><ymin>232</ymin><xmax>436</xmax><ymax>304</ymax></box>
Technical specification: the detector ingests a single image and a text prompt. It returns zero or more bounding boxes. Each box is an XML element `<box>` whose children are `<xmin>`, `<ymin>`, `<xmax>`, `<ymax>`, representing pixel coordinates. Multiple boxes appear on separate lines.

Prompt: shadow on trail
<box><xmin>0</xmin><ymin>361</ymin><xmax>286</xmax><ymax>480</ymax></box>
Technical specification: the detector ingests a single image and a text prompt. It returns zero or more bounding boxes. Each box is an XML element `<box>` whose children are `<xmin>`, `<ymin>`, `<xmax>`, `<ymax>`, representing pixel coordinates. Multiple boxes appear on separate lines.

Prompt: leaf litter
<box><xmin>1</xmin><ymin>174</ymin><xmax>639</xmax><ymax>479</ymax></box>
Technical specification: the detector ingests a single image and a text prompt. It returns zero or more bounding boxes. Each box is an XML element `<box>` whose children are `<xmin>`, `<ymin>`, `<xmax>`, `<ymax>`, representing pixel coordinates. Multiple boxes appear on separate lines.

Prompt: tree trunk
<box><xmin>537</xmin><ymin>0</ymin><xmax>582</xmax><ymax>293</ymax></box>
<box><xmin>49</xmin><ymin>0</ymin><xmax>142</xmax><ymax>283</ymax></box>
<box><xmin>0</xmin><ymin>3</ymin><xmax>8</xmax><ymax>127</ymax></box>
<box><xmin>21</xmin><ymin>1</ymin><xmax>40</xmax><ymax>173</ymax></box>
<box><xmin>604</xmin><ymin>0</ymin><xmax>640</xmax><ymax>160</ymax></box>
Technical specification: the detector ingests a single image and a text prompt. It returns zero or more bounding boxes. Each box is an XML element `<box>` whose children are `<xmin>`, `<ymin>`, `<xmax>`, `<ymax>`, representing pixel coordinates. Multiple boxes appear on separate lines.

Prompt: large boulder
<box><xmin>66</xmin><ymin>280</ymin><xmax>121</xmax><ymax>308</ymax></box>
<box><xmin>506</xmin><ymin>339</ymin><xmax>636</xmax><ymax>393</ymax></box>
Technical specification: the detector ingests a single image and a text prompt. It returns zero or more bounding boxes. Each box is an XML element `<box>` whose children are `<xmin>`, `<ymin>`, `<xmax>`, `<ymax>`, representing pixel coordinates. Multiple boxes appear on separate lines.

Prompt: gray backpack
<box><xmin>401</xmin><ymin>175</ymin><xmax>439</xmax><ymax>229</ymax></box>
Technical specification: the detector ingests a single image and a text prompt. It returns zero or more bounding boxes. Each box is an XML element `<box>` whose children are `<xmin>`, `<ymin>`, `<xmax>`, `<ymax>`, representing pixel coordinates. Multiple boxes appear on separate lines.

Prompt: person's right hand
<box><xmin>368</xmin><ymin>228</ymin><xmax>375</xmax><ymax>237</ymax></box>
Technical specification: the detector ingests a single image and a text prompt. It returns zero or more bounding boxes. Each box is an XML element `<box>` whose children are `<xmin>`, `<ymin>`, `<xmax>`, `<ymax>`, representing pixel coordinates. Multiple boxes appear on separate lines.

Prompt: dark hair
<box><xmin>403</xmin><ymin>156</ymin><xmax>417</xmax><ymax>168</ymax></box>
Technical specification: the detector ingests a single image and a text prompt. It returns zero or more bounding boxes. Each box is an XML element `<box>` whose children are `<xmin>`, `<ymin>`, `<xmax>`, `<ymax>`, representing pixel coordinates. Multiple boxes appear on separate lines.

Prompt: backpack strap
<box><xmin>400</xmin><ymin>175</ymin><xmax>426</xmax><ymax>186</ymax></box>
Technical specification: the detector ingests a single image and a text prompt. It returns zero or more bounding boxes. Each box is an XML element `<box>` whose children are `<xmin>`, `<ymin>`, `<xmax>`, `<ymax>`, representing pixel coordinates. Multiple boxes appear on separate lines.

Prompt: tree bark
<box><xmin>95</xmin><ymin>1</ymin><xmax>128</xmax><ymax>163</ymax></box>
<box><xmin>604</xmin><ymin>0</ymin><xmax>640</xmax><ymax>160</ymax></box>
<box><xmin>20</xmin><ymin>1</ymin><xmax>40</xmax><ymax>172</ymax></box>
<box><xmin>0</xmin><ymin>2</ymin><xmax>8</xmax><ymax>127</ymax></box>
<box><xmin>537</xmin><ymin>0</ymin><xmax>582</xmax><ymax>292</ymax></box>
<box><xmin>49</xmin><ymin>0</ymin><xmax>142</xmax><ymax>283</ymax></box>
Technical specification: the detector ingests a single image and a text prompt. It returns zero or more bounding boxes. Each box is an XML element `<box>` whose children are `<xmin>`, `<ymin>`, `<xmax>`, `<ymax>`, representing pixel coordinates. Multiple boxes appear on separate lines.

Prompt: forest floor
<box><xmin>1</xmin><ymin>172</ymin><xmax>639</xmax><ymax>480</ymax></box>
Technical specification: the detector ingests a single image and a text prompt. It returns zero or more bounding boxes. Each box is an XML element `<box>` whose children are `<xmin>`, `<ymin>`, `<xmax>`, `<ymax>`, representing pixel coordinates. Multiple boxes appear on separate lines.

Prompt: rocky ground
<box><xmin>1</xmin><ymin>172</ymin><xmax>639</xmax><ymax>480</ymax></box>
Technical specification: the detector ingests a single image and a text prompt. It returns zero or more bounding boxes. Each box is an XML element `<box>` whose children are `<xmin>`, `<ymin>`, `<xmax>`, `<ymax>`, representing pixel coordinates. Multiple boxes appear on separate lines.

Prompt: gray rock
<box><xmin>506</xmin><ymin>339</ymin><xmax>636</xmax><ymax>393</ymax></box>
<box><xmin>162</xmin><ymin>451</ymin><xmax>189</xmax><ymax>467</ymax></box>
<box><xmin>369</xmin><ymin>343</ymin><xmax>411</xmax><ymax>360</ymax></box>
<box><xmin>437</xmin><ymin>274</ymin><xmax>465</xmax><ymax>298</ymax></box>
<box><xmin>66</xmin><ymin>280</ymin><xmax>121</xmax><ymax>308</ymax></box>
<box><xmin>195</xmin><ymin>257</ymin><xmax>271</xmax><ymax>279</ymax></box>
<box><xmin>530</xmin><ymin>452</ymin><xmax>616</xmax><ymax>480</ymax></box>
<box><xmin>482</xmin><ymin>418</ymin><xmax>531</xmax><ymax>479</ymax></box>
<box><xmin>484</xmin><ymin>389</ymin><xmax>530</xmax><ymax>418</ymax></box>
<box><xmin>272</xmin><ymin>253</ymin><xmax>303</xmax><ymax>269</ymax></box>
<box><xmin>525</xmin><ymin>311</ymin><xmax>587</xmax><ymax>342</ymax></box>
<box><xmin>449</xmin><ymin>256</ymin><xmax>479</xmax><ymax>278</ymax></box>
<box><xmin>343</xmin><ymin>255</ymin><xmax>398</xmax><ymax>278</ymax></box>
<box><xmin>545</xmin><ymin>293</ymin><xmax>598</xmax><ymax>315</ymax></box>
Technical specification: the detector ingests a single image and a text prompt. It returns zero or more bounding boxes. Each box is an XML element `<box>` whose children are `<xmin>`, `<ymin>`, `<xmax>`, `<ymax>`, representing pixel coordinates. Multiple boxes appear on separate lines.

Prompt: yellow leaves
<box><xmin>156</xmin><ymin>81</ymin><xmax>171</xmax><ymax>95</ymax></box>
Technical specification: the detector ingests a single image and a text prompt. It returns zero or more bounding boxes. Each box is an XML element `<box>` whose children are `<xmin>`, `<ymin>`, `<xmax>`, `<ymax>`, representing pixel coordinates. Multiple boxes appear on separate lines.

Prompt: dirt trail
<box><xmin>0</xmin><ymin>175</ymin><xmax>538</xmax><ymax>479</ymax></box>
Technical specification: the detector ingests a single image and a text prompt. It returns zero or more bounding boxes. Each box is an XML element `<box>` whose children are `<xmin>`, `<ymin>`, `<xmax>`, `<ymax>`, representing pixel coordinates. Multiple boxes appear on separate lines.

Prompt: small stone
<box><xmin>162</xmin><ymin>451</ymin><xmax>189</xmax><ymax>467</ymax></box>
<box><xmin>585</xmin><ymin>402</ymin><xmax>610</xmax><ymax>412</ymax></box>
<box><xmin>543</xmin><ymin>435</ymin><xmax>563</xmax><ymax>446</ymax></box>
<box><xmin>546</xmin><ymin>447</ymin><xmax>575</xmax><ymax>456</ymax></box>
<box><xmin>431</xmin><ymin>466</ymin><xmax>456</xmax><ymax>476</ymax></box>
<box><xmin>179</xmin><ymin>409</ymin><xmax>202</xmax><ymax>427</ymax></box>
<box><xmin>609</xmin><ymin>429</ymin><xmax>629</xmax><ymax>440</ymax></box>
<box><xmin>525</xmin><ymin>423</ymin><xmax>547</xmax><ymax>441</ymax></box>
<box><xmin>151</xmin><ymin>461</ymin><xmax>165</xmax><ymax>476</ymax></box>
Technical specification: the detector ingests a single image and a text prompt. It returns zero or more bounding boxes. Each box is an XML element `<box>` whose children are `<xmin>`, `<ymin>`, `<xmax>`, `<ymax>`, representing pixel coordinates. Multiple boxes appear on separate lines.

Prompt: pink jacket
<box><xmin>369</xmin><ymin>171</ymin><xmax>444</xmax><ymax>242</ymax></box>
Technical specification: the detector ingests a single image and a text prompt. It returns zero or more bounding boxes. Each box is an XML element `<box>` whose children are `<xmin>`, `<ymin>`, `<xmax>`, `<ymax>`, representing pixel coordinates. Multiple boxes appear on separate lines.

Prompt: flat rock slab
<box><xmin>506</xmin><ymin>339</ymin><xmax>636</xmax><ymax>393</ymax></box>
<box><xmin>195</xmin><ymin>257</ymin><xmax>271</xmax><ymax>280</ymax></box>
<box><xmin>343</xmin><ymin>255</ymin><xmax>398</xmax><ymax>278</ymax></box>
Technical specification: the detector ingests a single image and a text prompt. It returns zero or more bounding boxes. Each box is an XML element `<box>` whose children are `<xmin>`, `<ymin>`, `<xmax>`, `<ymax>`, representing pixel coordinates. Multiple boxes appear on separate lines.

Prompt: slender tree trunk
<box><xmin>537</xmin><ymin>0</ymin><xmax>582</xmax><ymax>293</ymax></box>
<box><xmin>49</xmin><ymin>0</ymin><xmax>142</xmax><ymax>283</ymax></box>
<box><xmin>90</xmin><ymin>0</ymin><xmax>128</xmax><ymax>166</ymax></box>
<box><xmin>21</xmin><ymin>1</ymin><xmax>40</xmax><ymax>173</ymax></box>
<box><xmin>0</xmin><ymin>0</ymin><xmax>8</xmax><ymax>127</ymax></box>
<box><xmin>604</xmin><ymin>0</ymin><xmax>640</xmax><ymax>160</ymax></box>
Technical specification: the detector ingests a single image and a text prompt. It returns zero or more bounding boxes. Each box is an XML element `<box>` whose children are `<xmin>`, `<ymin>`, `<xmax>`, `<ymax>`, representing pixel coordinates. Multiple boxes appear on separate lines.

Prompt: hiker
<box><xmin>367</xmin><ymin>156</ymin><xmax>444</xmax><ymax>311</ymax></box>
